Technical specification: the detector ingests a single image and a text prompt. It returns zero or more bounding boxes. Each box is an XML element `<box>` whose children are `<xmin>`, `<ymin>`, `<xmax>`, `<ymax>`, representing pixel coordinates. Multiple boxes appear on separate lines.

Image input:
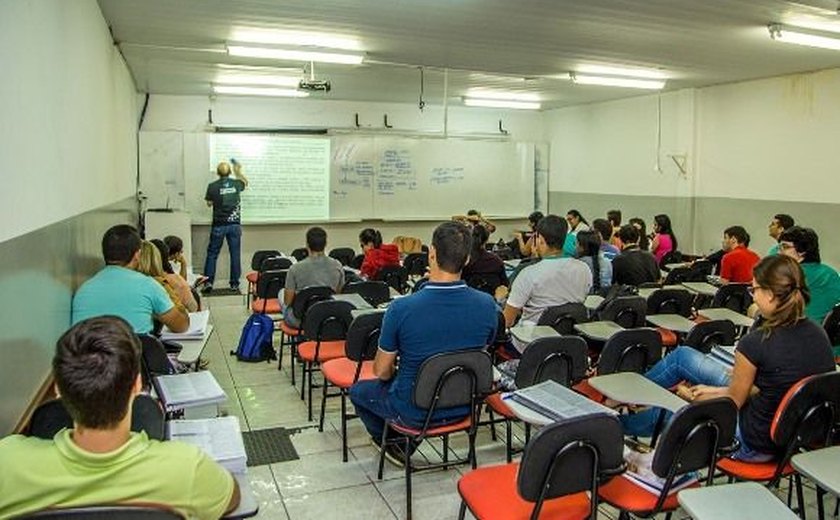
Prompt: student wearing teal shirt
<box><xmin>767</xmin><ymin>213</ymin><xmax>794</xmax><ymax>257</ymax></box>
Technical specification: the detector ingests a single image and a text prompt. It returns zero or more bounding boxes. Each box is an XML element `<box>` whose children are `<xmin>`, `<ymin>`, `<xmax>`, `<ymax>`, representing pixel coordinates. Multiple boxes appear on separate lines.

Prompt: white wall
<box><xmin>0</xmin><ymin>0</ymin><xmax>137</xmax><ymax>243</ymax></box>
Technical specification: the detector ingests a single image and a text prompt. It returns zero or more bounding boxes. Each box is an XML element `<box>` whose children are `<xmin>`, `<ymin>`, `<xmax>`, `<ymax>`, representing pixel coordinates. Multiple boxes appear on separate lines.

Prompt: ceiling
<box><xmin>98</xmin><ymin>0</ymin><xmax>840</xmax><ymax>110</ymax></box>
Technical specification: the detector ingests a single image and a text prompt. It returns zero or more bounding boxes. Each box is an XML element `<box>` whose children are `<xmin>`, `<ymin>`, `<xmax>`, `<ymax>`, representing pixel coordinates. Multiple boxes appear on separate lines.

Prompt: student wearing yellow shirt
<box><xmin>0</xmin><ymin>316</ymin><xmax>239</xmax><ymax>519</ymax></box>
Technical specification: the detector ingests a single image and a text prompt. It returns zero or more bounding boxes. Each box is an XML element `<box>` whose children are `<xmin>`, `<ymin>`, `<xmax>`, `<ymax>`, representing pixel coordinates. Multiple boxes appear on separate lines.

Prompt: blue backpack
<box><xmin>231</xmin><ymin>313</ymin><xmax>276</xmax><ymax>362</ymax></box>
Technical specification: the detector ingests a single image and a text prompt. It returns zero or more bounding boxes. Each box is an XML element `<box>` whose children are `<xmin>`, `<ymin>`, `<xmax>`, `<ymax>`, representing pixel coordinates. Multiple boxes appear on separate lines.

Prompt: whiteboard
<box><xmin>139</xmin><ymin>131</ymin><xmax>185</xmax><ymax>210</ymax></box>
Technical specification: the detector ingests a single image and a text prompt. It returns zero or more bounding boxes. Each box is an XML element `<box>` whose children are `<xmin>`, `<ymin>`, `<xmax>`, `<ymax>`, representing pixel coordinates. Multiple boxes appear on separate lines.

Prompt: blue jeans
<box><xmin>203</xmin><ymin>224</ymin><xmax>242</xmax><ymax>288</ymax></box>
<box><xmin>620</xmin><ymin>346</ymin><xmax>774</xmax><ymax>462</ymax></box>
<box><xmin>349</xmin><ymin>379</ymin><xmax>414</xmax><ymax>446</ymax></box>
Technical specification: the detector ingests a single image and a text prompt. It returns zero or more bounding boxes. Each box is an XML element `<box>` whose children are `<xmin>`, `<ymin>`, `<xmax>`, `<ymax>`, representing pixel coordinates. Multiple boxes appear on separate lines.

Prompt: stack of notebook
<box><xmin>168</xmin><ymin>416</ymin><xmax>247</xmax><ymax>474</ymax></box>
<box><xmin>154</xmin><ymin>370</ymin><xmax>227</xmax><ymax>412</ymax></box>
<box><xmin>160</xmin><ymin>310</ymin><xmax>210</xmax><ymax>340</ymax></box>
<box><xmin>506</xmin><ymin>380</ymin><xmax>617</xmax><ymax>422</ymax></box>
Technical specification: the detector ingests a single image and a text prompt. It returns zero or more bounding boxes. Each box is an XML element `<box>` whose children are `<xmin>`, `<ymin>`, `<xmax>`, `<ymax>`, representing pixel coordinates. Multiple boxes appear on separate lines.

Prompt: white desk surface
<box><xmin>646</xmin><ymin>314</ymin><xmax>696</xmax><ymax>333</ymax></box>
<box><xmin>792</xmin><ymin>446</ymin><xmax>840</xmax><ymax>496</ymax></box>
<box><xmin>584</xmin><ymin>294</ymin><xmax>604</xmax><ymax>310</ymax></box>
<box><xmin>225</xmin><ymin>472</ymin><xmax>259</xmax><ymax>518</ymax></box>
<box><xmin>665</xmin><ymin>262</ymin><xmax>691</xmax><ymax>271</ymax></box>
<box><xmin>509</xmin><ymin>325</ymin><xmax>560</xmax><ymax>345</ymax></box>
<box><xmin>639</xmin><ymin>285</ymin><xmax>691</xmax><ymax>300</ymax></box>
<box><xmin>176</xmin><ymin>324</ymin><xmax>214</xmax><ymax>366</ymax></box>
<box><xmin>588</xmin><ymin>372</ymin><xmax>687</xmax><ymax>412</ymax></box>
<box><xmin>681</xmin><ymin>282</ymin><xmax>720</xmax><ymax>296</ymax></box>
<box><xmin>678</xmin><ymin>482</ymin><xmax>797</xmax><ymax>520</ymax></box>
<box><xmin>350</xmin><ymin>307</ymin><xmax>387</xmax><ymax>319</ymax></box>
<box><xmin>697</xmin><ymin>308</ymin><xmax>754</xmax><ymax>327</ymax></box>
<box><xmin>502</xmin><ymin>396</ymin><xmax>553</xmax><ymax>426</ymax></box>
<box><xmin>333</xmin><ymin>292</ymin><xmax>373</xmax><ymax>309</ymax></box>
<box><xmin>574</xmin><ymin>320</ymin><xmax>624</xmax><ymax>341</ymax></box>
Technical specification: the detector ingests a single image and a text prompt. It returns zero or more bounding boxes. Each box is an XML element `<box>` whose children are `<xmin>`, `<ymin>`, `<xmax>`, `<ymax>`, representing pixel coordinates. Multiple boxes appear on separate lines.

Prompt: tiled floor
<box><xmin>202</xmin><ymin>295</ymin><xmax>829</xmax><ymax>520</ymax></box>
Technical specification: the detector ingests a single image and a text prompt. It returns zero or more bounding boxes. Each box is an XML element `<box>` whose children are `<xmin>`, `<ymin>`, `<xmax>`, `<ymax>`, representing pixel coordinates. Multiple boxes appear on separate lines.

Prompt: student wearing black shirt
<box><xmin>611</xmin><ymin>224</ymin><xmax>660</xmax><ymax>286</ymax></box>
<box><xmin>622</xmin><ymin>255</ymin><xmax>835</xmax><ymax>461</ymax></box>
<box><xmin>202</xmin><ymin>160</ymin><xmax>249</xmax><ymax>294</ymax></box>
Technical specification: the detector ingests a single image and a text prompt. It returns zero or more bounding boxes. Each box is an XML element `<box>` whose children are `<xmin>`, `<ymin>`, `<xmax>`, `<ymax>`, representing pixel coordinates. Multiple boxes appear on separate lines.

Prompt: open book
<box><xmin>161</xmin><ymin>310</ymin><xmax>210</xmax><ymax>340</ymax></box>
<box><xmin>154</xmin><ymin>370</ymin><xmax>226</xmax><ymax>411</ymax></box>
<box><xmin>169</xmin><ymin>416</ymin><xmax>247</xmax><ymax>473</ymax></box>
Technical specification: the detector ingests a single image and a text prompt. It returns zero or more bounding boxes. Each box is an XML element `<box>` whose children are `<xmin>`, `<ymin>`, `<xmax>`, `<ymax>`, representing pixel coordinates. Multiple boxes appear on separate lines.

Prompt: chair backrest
<box><xmin>254</xmin><ymin>270</ymin><xmax>287</xmax><ymax>301</ymax></box>
<box><xmin>328</xmin><ymin>247</ymin><xmax>356</xmax><ymax>266</ymax></box>
<box><xmin>517</xmin><ymin>414</ymin><xmax>625</xmax><ymax>510</ymax></box>
<box><xmin>821</xmin><ymin>305</ymin><xmax>840</xmax><ymax>346</ymax></box>
<box><xmin>646</xmin><ymin>289</ymin><xmax>694</xmax><ymax>317</ymax></box>
<box><xmin>23</xmin><ymin>505</ymin><xmax>182</xmax><ymax>519</ymax></box>
<box><xmin>28</xmin><ymin>395</ymin><xmax>165</xmax><ymax>441</ymax></box>
<box><xmin>258</xmin><ymin>256</ymin><xmax>292</xmax><ymax>272</ymax></box>
<box><xmin>515</xmin><ymin>336</ymin><xmax>589</xmax><ymax>389</ymax></box>
<box><xmin>688</xmin><ymin>259</ymin><xmax>714</xmax><ymax>281</ymax></box>
<box><xmin>412</xmin><ymin>350</ymin><xmax>493</xmax><ymax>412</ymax></box>
<box><xmin>137</xmin><ymin>335</ymin><xmax>175</xmax><ymax>388</ymax></box>
<box><xmin>464</xmin><ymin>272</ymin><xmax>504</xmax><ymax>296</ymax></box>
<box><xmin>598</xmin><ymin>296</ymin><xmax>647</xmax><ymax>328</ymax></box>
<box><xmin>375</xmin><ymin>265</ymin><xmax>408</xmax><ymax>294</ymax></box>
<box><xmin>683</xmin><ymin>320</ymin><xmax>737</xmax><ymax>354</ymax></box>
<box><xmin>597</xmin><ymin>328</ymin><xmax>662</xmax><ymax>375</ymax></box>
<box><xmin>342</xmin><ymin>281</ymin><xmax>391</xmax><ymax>307</ymax></box>
<box><xmin>291</xmin><ymin>286</ymin><xmax>335</xmax><ymax>323</ymax></box>
<box><xmin>403</xmin><ymin>252</ymin><xmax>429</xmax><ymax>276</ymax></box>
<box><xmin>250</xmin><ymin>249</ymin><xmax>282</xmax><ymax>270</ymax></box>
<box><xmin>302</xmin><ymin>299</ymin><xmax>355</xmax><ymax>342</ymax></box>
<box><xmin>663</xmin><ymin>266</ymin><xmax>692</xmax><ymax>285</ymax></box>
<box><xmin>290</xmin><ymin>247</ymin><xmax>309</xmax><ymax>262</ymax></box>
<box><xmin>349</xmin><ymin>253</ymin><xmax>365</xmax><ymax>269</ymax></box>
<box><xmin>537</xmin><ymin>303</ymin><xmax>589</xmax><ymax>334</ymax></box>
<box><xmin>659</xmin><ymin>250</ymin><xmax>683</xmax><ymax>268</ymax></box>
<box><xmin>770</xmin><ymin>372</ymin><xmax>840</xmax><ymax>454</ymax></box>
<box><xmin>712</xmin><ymin>284</ymin><xmax>752</xmax><ymax>314</ymax></box>
<box><xmin>345</xmin><ymin>311</ymin><xmax>385</xmax><ymax>362</ymax></box>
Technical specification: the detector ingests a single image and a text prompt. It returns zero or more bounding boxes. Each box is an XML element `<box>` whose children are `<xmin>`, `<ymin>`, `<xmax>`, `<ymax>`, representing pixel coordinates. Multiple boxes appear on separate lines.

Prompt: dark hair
<box><xmin>753</xmin><ymin>255</ymin><xmax>809</xmax><ymax>332</ymax></box>
<box><xmin>467</xmin><ymin>209</ymin><xmax>481</xmax><ymax>217</ymax></box>
<box><xmin>150</xmin><ymin>239</ymin><xmax>175</xmax><ymax>274</ymax></box>
<box><xmin>359</xmin><ymin>228</ymin><xmax>383</xmax><ymax>248</ymax></box>
<box><xmin>592</xmin><ymin>218</ymin><xmax>613</xmax><ymax>242</ymax></box>
<box><xmin>536</xmin><ymin>215</ymin><xmax>568</xmax><ymax>250</ymax></box>
<box><xmin>566</xmin><ymin>209</ymin><xmax>588</xmax><ymax>226</ymax></box>
<box><xmin>653</xmin><ymin>214</ymin><xmax>678</xmax><ymax>251</ymax></box>
<box><xmin>724</xmin><ymin>226</ymin><xmax>750</xmax><ymax>246</ymax></box>
<box><xmin>102</xmin><ymin>225</ymin><xmax>141</xmax><ymax>265</ymax></box>
<box><xmin>162</xmin><ymin>235</ymin><xmax>183</xmax><ymax>256</ymax></box>
<box><xmin>778</xmin><ymin>226</ymin><xmax>821</xmax><ymax>263</ymax></box>
<box><xmin>628</xmin><ymin>218</ymin><xmax>649</xmax><ymax>250</ymax></box>
<box><xmin>432</xmin><ymin>221</ymin><xmax>472</xmax><ymax>274</ymax></box>
<box><xmin>576</xmin><ymin>231</ymin><xmax>603</xmax><ymax>291</ymax></box>
<box><xmin>774</xmin><ymin>214</ymin><xmax>795</xmax><ymax>230</ymax></box>
<box><xmin>527</xmin><ymin>211</ymin><xmax>544</xmax><ymax>227</ymax></box>
<box><xmin>618</xmin><ymin>224</ymin><xmax>640</xmax><ymax>245</ymax></box>
<box><xmin>606</xmin><ymin>210</ymin><xmax>622</xmax><ymax>228</ymax></box>
<box><xmin>53</xmin><ymin>317</ymin><xmax>141</xmax><ymax>429</ymax></box>
<box><xmin>306</xmin><ymin>227</ymin><xmax>328</xmax><ymax>252</ymax></box>
<box><xmin>471</xmin><ymin>223</ymin><xmax>490</xmax><ymax>257</ymax></box>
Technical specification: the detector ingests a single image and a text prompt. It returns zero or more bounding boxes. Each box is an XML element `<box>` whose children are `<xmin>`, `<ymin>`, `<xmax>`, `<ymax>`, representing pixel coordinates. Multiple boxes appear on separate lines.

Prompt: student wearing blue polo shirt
<box><xmin>349</xmin><ymin>221</ymin><xmax>498</xmax><ymax>465</ymax></box>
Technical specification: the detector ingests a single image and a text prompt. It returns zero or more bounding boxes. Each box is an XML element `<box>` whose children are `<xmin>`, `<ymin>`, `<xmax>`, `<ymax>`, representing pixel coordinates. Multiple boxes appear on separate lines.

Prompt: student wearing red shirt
<box><xmin>720</xmin><ymin>225</ymin><xmax>760</xmax><ymax>283</ymax></box>
<box><xmin>359</xmin><ymin>228</ymin><xmax>401</xmax><ymax>280</ymax></box>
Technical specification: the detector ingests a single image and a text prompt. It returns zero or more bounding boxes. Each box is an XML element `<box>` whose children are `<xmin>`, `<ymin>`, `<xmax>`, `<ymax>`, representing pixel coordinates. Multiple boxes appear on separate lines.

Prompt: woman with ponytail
<box><xmin>359</xmin><ymin>228</ymin><xmax>400</xmax><ymax>280</ymax></box>
<box><xmin>622</xmin><ymin>255</ymin><xmax>835</xmax><ymax>461</ymax></box>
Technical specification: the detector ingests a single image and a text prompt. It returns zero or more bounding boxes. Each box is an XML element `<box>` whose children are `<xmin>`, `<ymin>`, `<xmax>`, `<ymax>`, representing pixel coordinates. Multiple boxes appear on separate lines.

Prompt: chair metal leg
<box><xmin>318</xmin><ymin>376</ymin><xmax>328</xmax><ymax>432</ymax></box>
<box><xmin>816</xmin><ymin>486</ymin><xmax>825</xmax><ymax>520</ymax></box>
<box><xmin>795</xmin><ymin>474</ymin><xmax>806</xmax><ymax>520</ymax></box>
<box><xmin>307</xmin><ymin>362</ymin><xmax>315</xmax><ymax>422</ymax></box>
<box><xmin>405</xmin><ymin>435</ymin><xmax>413</xmax><ymax>520</ymax></box>
<box><xmin>277</xmin><ymin>332</ymin><xmax>284</xmax><ymax>371</ymax></box>
<box><xmin>377</xmin><ymin>424</ymin><xmax>388</xmax><ymax>480</ymax></box>
<box><xmin>525</xmin><ymin>423</ymin><xmax>531</xmax><ymax>444</ymax></box>
<box><xmin>505</xmin><ymin>419</ymin><xmax>513</xmax><ymax>463</ymax></box>
<box><xmin>458</xmin><ymin>501</ymin><xmax>467</xmax><ymax>520</ymax></box>
<box><xmin>340</xmin><ymin>390</ymin><xmax>348</xmax><ymax>463</ymax></box>
<box><xmin>442</xmin><ymin>435</ymin><xmax>450</xmax><ymax>466</ymax></box>
<box><xmin>469</xmin><ymin>431</ymin><xmax>477</xmax><ymax>469</ymax></box>
<box><xmin>300</xmin><ymin>360</ymin><xmax>307</xmax><ymax>400</ymax></box>
<box><xmin>487</xmin><ymin>406</ymin><xmax>497</xmax><ymax>441</ymax></box>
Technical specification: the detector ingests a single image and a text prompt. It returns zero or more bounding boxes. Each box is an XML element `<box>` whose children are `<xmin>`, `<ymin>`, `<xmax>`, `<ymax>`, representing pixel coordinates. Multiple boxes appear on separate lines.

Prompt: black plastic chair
<box><xmin>464</xmin><ymin>272</ymin><xmax>505</xmax><ymax>296</ymax></box>
<box><xmin>290</xmin><ymin>247</ymin><xmax>309</xmax><ymax>262</ymax></box>
<box><xmin>659</xmin><ymin>250</ymin><xmax>682</xmax><ymax>269</ymax></box>
<box><xmin>22</xmin><ymin>505</ymin><xmax>182</xmax><ymax>519</ymax></box>
<box><xmin>597</xmin><ymin>296</ymin><xmax>647</xmax><ymax>329</ymax></box>
<box><xmin>376</xmin><ymin>349</ymin><xmax>493</xmax><ymax>520</ymax></box>
<box><xmin>279</xmin><ymin>285</ymin><xmax>335</xmax><ymax>382</ymax></box>
<box><xmin>711</xmin><ymin>284</ymin><xmax>752</xmax><ymax>314</ymax></box>
<box><xmin>684</xmin><ymin>319</ymin><xmax>737</xmax><ymax>354</ymax></box>
<box><xmin>458</xmin><ymin>414</ymin><xmax>626</xmax><ymax>520</ymax></box>
<box><xmin>688</xmin><ymin>259</ymin><xmax>714</xmax><ymax>281</ymax></box>
<box><xmin>597</xmin><ymin>328</ymin><xmax>663</xmax><ymax>376</ymax></box>
<box><xmin>251</xmin><ymin>269</ymin><xmax>287</xmax><ymax>315</ymax></box>
<box><xmin>646</xmin><ymin>289</ymin><xmax>694</xmax><ymax>317</ymax></box>
<box><xmin>662</xmin><ymin>266</ymin><xmax>692</xmax><ymax>285</ymax></box>
<box><xmin>822</xmin><ymin>304</ymin><xmax>840</xmax><ymax>347</ymax></box>
<box><xmin>137</xmin><ymin>335</ymin><xmax>175</xmax><ymax>390</ymax></box>
<box><xmin>349</xmin><ymin>254</ymin><xmax>365</xmax><ymax>270</ymax></box>
<box><xmin>342</xmin><ymin>280</ymin><xmax>391</xmax><ymax>307</ymax></box>
<box><xmin>245</xmin><ymin>253</ymin><xmax>291</xmax><ymax>306</ymax></box>
<box><xmin>328</xmin><ymin>247</ymin><xmax>356</xmax><ymax>266</ymax></box>
<box><xmin>537</xmin><ymin>303</ymin><xmax>590</xmax><ymax>335</ymax></box>
<box><xmin>375</xmin><ymin>265</ymin><xmax>409</xmax><ymax>294</ymax></box>
<box><xmin>28</xmin><ymin>395</ymin><xmax>165</xmax><ymax>441</ymax></box>
<box><xmin>403</xmin><ymin>252</ymin><xmax>429</xmax><ymax>277</ymax></box>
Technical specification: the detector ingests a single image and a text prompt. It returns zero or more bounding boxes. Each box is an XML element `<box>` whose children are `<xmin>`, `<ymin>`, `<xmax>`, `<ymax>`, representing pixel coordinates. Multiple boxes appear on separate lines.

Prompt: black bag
<box><xmin>594</xmin><ymin>284</ymin><xmax>639</xmax><ymax>314</ymax></box>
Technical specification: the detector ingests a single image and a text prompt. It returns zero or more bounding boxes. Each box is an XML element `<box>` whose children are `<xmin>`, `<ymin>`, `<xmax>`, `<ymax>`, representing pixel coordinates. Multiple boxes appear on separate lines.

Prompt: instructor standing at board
<box><xmin>202</xmin><ymin>159</ymin><xmax>248</xmax><ymax>294</ymax></box>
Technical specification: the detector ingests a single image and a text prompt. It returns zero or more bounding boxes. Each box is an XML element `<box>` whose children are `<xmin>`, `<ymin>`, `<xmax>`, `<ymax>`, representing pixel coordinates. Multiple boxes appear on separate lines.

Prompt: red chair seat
<box><xmin>246</xmin><ymin>271</ymin><xmax>259</xmax><ymax>283</ymax></box>
<box><xmin>390</xmin><ymin>415</ymin><xmax>471</xmax><ymax>436</ymax></box>
<box><xmin>297</xmin><ymin>340</ymin><xmax>347</xmax><ymax>363</ymax></box>
<box><xmin>485</xmin><ymin>392</ymin><xmax>517</xmax><ymax>419</ymax></box>
<box><xmin>251</xmin><ymin>298</ymin><xmax>281</xmax><ymax>314</ymax></box>
<box><xmin>716</xmin><ymin>457</ymin><xmax>793</xmax><ymax>481</ymax></box>
<box><xmin>657</xmin><ymin>327</ymin><xmax>678</xmax><ymax>347</ymax></box>
<box><xmin>458</xmin><ymin>463</ymin><xmax>591</xmax><ymax>520</ymax></box>
<box><xmin>598</xmin><ymin>474</ymin><xmax>692</xmax><ymax>513</ymax></box>
<box><xmin>573</xmin><ymin>380</ymin><xmax>604</xmax><ymax>403</ymax></box>
<box><xmin>322</xmin><ymin>358</ymin><xmax>376</xmax><ymax>388</ymax></box>
<box><xmin>279</xmin><ymin>321</ymin><xmax>302</xmax><ymax>336</ymax></box>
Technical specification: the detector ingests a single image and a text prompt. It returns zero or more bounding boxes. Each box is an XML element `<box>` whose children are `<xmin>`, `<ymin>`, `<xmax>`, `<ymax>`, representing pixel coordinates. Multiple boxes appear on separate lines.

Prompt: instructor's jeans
<box><xmin>203</xmin><ymin>223</ymin><xmax>242</xmax><ymax>288</ymax></box>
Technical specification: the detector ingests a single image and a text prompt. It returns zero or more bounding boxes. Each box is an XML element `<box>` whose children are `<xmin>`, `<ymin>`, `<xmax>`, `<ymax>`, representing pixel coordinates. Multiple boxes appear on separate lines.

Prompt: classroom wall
<box><xmin>0</xmin><ymin>0</ymin><xmax>138</xmax><ymax>433</ymax></box>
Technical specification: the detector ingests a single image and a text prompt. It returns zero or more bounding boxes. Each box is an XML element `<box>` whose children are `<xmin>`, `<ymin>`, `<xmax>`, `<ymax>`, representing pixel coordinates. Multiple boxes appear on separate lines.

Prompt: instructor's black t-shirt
<box><xmin>205</xmin><ymin>177</ymin><xmax>246</xmax><ymax>225</ymax></box>
<box><xmin>736</xmin><ymin>318</ymin><xmax>835</xmax><ymax>453</ymax></box>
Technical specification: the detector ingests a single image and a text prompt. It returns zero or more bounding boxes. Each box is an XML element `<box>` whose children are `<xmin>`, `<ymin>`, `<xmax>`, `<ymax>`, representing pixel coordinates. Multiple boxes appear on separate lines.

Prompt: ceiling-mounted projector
<box><xmin>299</xmin><ymin>79</ymin><xmax>331</xmax><ymax>92</ymax></box>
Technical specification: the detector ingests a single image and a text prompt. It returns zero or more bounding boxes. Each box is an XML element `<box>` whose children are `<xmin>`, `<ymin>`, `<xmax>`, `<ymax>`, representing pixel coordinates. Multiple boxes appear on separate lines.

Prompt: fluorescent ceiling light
<box><xmin>227</xmin><ymin>44</ymin><xmax>364</xmax><ymax>64</ymax></box>
<box><xmin>214</xmin><ymin>74</ymin><xmax>301</xmax><ymax>88</ymax></box>
<box><xmin>229</xmin><ymin>28</ymin><xmax>362</xmax><ymax>51</ymax></box>
<box><xmin>569</xmin><ymin>73</ymin><xmax>665</xmax><ymax>90</ymax></box>
<box><xmin>463</xmin><ymin>98</ymin><xmax>541</xmax><ymax>110</ymax></box>
<box><xmin>213</xmin><ymin>85</ymin><xmax>309</xmax><ymax>98</ymax></box>
<box><xmin>465</xmin><ymin>90</ymin><xmax>541</xmax><ymax>102</ymax></box>
<box><xmin>768</xmin><ymin>23</ymin><xmax>840</xmax><ymax>51</ymax></box>
<box><xmin>576</xmin><ymin>64</ymin><xmax>667</xmax><ymax>79</ymax></box>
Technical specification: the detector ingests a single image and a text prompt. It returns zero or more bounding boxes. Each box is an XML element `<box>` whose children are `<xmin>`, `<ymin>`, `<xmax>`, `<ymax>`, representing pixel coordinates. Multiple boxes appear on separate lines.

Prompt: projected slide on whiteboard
<box><xmin>209</xmin><ymin>134</ymin><xmax>330</xmax><ymax>222</ymax></box>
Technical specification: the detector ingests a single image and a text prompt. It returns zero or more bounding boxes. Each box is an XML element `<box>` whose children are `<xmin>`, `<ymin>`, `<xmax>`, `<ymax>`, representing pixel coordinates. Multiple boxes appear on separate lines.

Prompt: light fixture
<box><xmin>463</xmin><ymin>98</ymin><xmax>541</xmax><ymax>110</ymax></box>
<box><xmin>229</xmin><ymin>29</ymin><xmax>363</xmax><ymax>51</ymax></box>
<box><xmin>569</xmin><ymin>73</ymin><xmax>666</xmax><ymax>90</ymax></box>
<box><xmin>214</xmin><ymin>74</ymin><xmax>301</xmax><ymax>88</ymax></box>
<box><xmin>576</xmin><ymin>64</ymin><xmax>667</xmax><ymax>80</ymax></box>
<box><xmin>213</xmin><ymin>85</ymin><xmax>310</xmax><ymax>98</ymax></box>
<box><xmin>464</xmin><ymin>89</ymin><xmax>541</xmax><ymax>102</ymax></box>
<box><xmin>227</xmin><ymin>44</ymin><xmax>365</xmax><ymax>64</ymax></box>
<box><xmin>768</xmin><ymin>23</ymin><xmax>840</xmax><ymax>51</ymax></box>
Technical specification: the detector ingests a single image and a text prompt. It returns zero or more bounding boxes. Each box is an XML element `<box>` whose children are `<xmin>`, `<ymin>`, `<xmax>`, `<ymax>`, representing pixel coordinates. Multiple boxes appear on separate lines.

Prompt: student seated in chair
<box><xmin>719</xmin><ymin>225</ymin><xmax>760</xmax><ymax>284</ymax></box>
<box><xmin>0</xmin><ymin>316</ymin><xmax>239</xmax><ymax>518</ymax></box>
<box><xmin>462</xmin><ymin>223</ymin><xmax>509</xmax><ymax>300</ymax></box>
<box><xmin>358</xmin><ymin>228</ymin><xmax>401</xmax><ymax>280</ymax></box>
<box><xmin>349</xmin><ymin>222</ymin><xmax>498</xmax><ymax>465</ymax></box>
<box><xmin>611</xmin><ymin>224</ymin><xmax>661</xmax><ymax>287</ymax></box>
<box><xmin>284</xmin><ymin>226</ymin><xmax>345</xmax><ymax>327</ymax></box>
<box><xmin>767</xmin><ymin>213</ymin><xmax>794</xmax><ymax>257</ymax></box>
<box><xmin>72</xmin><ymin>225</ymin><xmax>189</xmax><ymax>334</ymax></box>
<box><xmin>777</xmin><ymin>226</ymin><xmax>840</xmax><ymax>325</ymax></box>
